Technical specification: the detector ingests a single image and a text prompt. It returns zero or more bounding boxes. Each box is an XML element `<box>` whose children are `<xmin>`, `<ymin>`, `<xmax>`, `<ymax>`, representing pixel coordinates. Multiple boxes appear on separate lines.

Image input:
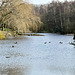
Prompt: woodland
<box><xmin>0</xmin><ymin>0</ymin><xmax>75</xmax><ymax>39</ymax></box>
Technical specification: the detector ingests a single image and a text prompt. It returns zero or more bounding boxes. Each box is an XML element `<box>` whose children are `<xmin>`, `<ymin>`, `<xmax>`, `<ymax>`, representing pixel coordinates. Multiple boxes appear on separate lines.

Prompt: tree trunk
<box><xmin>73</xmin><ymin>33</ymin><xmax>75</xmax><ymax>40</ymax></box>
<box><xmin>53</xmin><ymin>5</ymin><xmax>57</xmax><ymax>25</ymax></box>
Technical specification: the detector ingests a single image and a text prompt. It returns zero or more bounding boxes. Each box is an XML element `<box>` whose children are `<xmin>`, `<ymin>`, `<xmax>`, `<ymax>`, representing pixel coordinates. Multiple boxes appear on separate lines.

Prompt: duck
<box><xmin>12</xmin><ymin>45</ymin><xmax>14</xmax><ymax>48</ymax></box>
<box><xmin>59</xmin><ymin>42</ymin><xmax>63</xmax><ymax>44</ymax></box>
<box><xmin>44</xmin><ymin>42</ymin><xmax>47</xmax><ymax>44</ymax></box>
<box><xmin>49</xmin><ymin>42</ymin><xmax>51</xmax><ymax>43</ymax></box>
<box><xmin>15</xmin><ymin>42</ymin><xmax>17</xmax><ymax>44</ymax></box>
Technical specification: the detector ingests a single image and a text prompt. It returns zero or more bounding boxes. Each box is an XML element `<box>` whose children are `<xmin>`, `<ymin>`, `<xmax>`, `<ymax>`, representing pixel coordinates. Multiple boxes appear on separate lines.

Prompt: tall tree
<box><xmin>0</xmin><ymin>0</ymin><xmax>42</xmax><ymax>33</ymax></box>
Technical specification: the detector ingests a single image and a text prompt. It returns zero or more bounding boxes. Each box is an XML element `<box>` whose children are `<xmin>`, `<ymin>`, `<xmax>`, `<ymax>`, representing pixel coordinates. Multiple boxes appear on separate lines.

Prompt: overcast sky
<box><xmin>29</xmin><ymin>0</ymin><xmax>74</xmax><ymax>4</ymax></box>
<box><xmin>0</xmin><ymin>0</ymin><xmax>74</xmax><ymax>5</ymax></box>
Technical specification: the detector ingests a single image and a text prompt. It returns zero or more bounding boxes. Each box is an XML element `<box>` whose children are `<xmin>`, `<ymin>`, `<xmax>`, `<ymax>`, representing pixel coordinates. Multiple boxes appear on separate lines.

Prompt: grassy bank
<box><xmin>0</xmin><ymin>31</ymin><xmax>5</xmax><ymax>40</ymax></box>
<box><xmin>0</xmin><ymin>30</ymin><xmax>17</xmax><ymax>40</ymax></box>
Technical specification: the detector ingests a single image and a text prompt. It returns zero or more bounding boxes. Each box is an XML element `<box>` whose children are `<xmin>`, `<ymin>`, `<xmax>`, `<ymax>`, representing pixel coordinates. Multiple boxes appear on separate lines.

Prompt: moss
<box><xmin>0</xmin><ymin>31</ymin><xmax>5</xmax><ymax>40</ymax></box>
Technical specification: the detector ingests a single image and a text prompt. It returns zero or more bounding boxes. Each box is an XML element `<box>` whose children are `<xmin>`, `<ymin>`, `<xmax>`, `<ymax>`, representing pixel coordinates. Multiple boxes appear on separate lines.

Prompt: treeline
<box><xmin>34</xmin><ymin>1</ymin><xmax>75</xmax><ymax>34</ymax></box>
<box><xmin>0</xmin><ymin>0</ymin><xmax>42</xmax><ymax>33</ymax></box>
<box><xmin>0</xmin><ymin>0</ymin><xmax>75</xmax><ymax>34</ymax></box>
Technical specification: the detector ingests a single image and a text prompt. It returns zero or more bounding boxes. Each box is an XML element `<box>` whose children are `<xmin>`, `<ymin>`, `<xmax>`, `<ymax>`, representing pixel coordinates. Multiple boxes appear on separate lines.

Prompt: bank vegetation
<box><xmin>0</xmin><ymin>0</ymin><xmax>42</xmax><ymax>34</ymax></box>
<box><xmin>34</xmin><ymin>1</ymin><xmax>75</xmax><ymax>35</ymax></box>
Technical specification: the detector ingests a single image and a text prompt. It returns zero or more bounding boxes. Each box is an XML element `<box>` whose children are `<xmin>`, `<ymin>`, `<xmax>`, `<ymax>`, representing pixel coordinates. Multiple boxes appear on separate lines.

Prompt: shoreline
<box><xmin>65</xmin><ymin>34</ymin><xmax>74</xmax><ymax>36</ymax></box>
<box><xmin>0</xmin><ymin>31</ymin><xmax>74</xmax><ymax>40</ymax></box>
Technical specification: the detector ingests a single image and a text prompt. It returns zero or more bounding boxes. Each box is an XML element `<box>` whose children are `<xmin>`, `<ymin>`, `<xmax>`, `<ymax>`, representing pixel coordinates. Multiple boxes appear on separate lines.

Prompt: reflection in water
<box><xmin>1</xmin><ymin>68</ymin><xmax>23</xmax><ymax>75</ymax></box>
<box><xmin>0</xmin><ymin>65</ymin><xmax>30</xmax><ymax>75</ymax></box>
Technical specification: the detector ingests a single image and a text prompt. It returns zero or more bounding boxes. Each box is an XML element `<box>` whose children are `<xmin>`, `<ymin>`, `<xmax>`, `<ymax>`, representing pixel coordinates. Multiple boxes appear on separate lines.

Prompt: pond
<box><xmin>0</xmin><ymin>33</ymin><xmax>75</xmax><ymax>75</ymax></box>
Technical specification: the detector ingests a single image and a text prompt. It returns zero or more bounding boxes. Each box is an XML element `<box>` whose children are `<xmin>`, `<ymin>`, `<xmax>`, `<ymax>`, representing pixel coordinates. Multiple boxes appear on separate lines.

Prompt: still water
<box><xmin>0</xmin><ymin>33</ymin><xmax>75</xmax><ymax>75</ymax></box>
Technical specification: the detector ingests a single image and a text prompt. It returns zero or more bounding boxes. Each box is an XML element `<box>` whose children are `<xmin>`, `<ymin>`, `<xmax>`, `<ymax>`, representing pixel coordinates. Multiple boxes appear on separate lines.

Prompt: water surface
<box><xmin>0</xmin><ymin>33</ymin><xmax>75</xmax><ymax>75</ymax></box>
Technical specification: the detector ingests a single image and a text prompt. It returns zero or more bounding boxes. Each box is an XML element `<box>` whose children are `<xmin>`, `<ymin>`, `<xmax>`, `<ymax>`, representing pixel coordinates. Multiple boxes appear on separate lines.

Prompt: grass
<box><xmin>0</xmin><ymin>31</ymin><xmax>5</xmax><ymax>39</ymax></box>
<box><xmin>3</xmin><ymin>28</ymin><xmax>12</xmax><ymax>31</ymax></box>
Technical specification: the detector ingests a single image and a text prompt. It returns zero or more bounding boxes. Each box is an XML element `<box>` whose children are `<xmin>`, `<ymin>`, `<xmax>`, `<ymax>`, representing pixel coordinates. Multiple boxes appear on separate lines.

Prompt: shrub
<box><xmin>0</xmin><ymin>31</ymin><xmax>5</xmax><ymax>39</ymax></box>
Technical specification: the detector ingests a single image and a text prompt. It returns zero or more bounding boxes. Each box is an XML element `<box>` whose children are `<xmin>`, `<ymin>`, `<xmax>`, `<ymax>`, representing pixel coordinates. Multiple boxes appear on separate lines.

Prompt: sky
<box><xmin>0</xmin><ymin>0</ymin><xmax>74</xmax><ymax>5</ymax></box>
<box><xmin>29</xmin><ymin>0</ymin><xmax>74</xmax><ymax>4</ymax></box>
